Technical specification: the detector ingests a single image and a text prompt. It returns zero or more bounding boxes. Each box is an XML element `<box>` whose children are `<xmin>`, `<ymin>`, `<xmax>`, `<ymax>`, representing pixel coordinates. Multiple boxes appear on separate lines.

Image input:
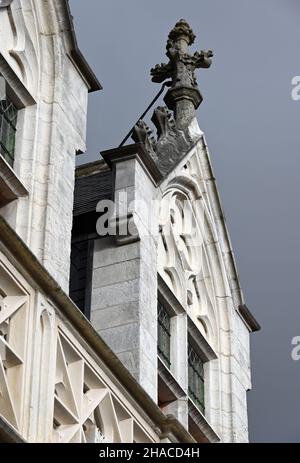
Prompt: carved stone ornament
<box><xmin>131</xmin><ymin>20</ymin><xmax>213</xmax><ymax>176</ymax></box>
<box><xmin>151</xmin><ymin>106</ymin><xmax>175</xmax><ymax>140</ymax></box>
<box><xmin>132</xmin><ymin>119</ymin><xmax>156</xmax><ymax>153</ymax></box>
<box><xmin>151</xmin><ymin>19</ymin><xmax>213</xmax><ymax>114</ymax></box>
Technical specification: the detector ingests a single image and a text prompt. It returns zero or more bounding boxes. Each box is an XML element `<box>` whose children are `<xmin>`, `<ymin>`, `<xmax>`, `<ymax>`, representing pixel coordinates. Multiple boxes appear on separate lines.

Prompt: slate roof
<box><xmin>73</xmin><ymin>162</ymin><xmax>113</xmax><ymax>217</ymax></box>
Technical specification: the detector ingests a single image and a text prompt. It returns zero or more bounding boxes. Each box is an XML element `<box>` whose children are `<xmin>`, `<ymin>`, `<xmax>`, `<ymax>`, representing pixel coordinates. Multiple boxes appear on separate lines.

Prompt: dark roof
<box><xmin>73</xmin><ymin>169</ymin><xmax>113</xmax><ymax>217</ymax></box>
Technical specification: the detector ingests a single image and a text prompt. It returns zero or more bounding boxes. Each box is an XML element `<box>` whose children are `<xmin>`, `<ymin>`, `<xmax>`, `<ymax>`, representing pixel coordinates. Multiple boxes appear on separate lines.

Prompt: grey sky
<box><xmin>70</xmin><ymin>0</ymin><xmax>300</xmax><ymax>442</ymax></box>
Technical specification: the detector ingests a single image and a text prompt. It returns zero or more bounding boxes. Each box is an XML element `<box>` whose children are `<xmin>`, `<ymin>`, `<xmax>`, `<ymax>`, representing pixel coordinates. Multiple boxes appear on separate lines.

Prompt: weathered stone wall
<box><xmin>0</xmin><ymin>0</ymin><xmax>89</xmax><ymax>291</ymax></box>
<box><xmin>91</xmin><ymin>155</ymin><xmax>159</xmax><ymax>401</ymax></box>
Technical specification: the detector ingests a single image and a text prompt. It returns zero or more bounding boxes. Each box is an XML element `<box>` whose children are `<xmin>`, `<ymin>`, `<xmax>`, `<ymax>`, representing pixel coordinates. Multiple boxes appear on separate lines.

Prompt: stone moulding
<box><xmin>0</xmin><ymin>155</ymin><xmax>28</xmax><ymax>207</ymax></box>
<box><xmin>0</xmin><ymin>216</ymin><xmax>194</xmax><ymax>443</ymax></box>
<box><xmin>238</xmin><ymin>304</ymin><xmax>261</xmax><ymax>333</ymax></box>
<box><xmin>101</xmin><ymin>143</ymin><xmax>163</xmax><ymax>187</ymax></box>
<box><xmin>158</xmin><ymin>274</ymin><xmax>186</xmax><ymax>316</ymax></box>
<box><xmin>0</xmin><ymin>416</ymin><xmax>25</xmax><ymax>443</ymax></box>
<box><xmin>188</xmin><ymin>399</ymin><xmax>220</xmax><ymax>443</ymax></box>
<box><xmin>187</xmin><ymin>317</ymin><xmax>218</xmax><ymax>362</ymax></box>
<box><xmin>0</xmin><ymin>53</ymin><xmax>36</xmax><ymax>108</ymax></box>
<box><xmin>158</xmin><ymin>357</ymin><xmax>187</xmax><ymax>401</ymax></box>
<box><xmin>63</xmin><ymin>0</ymin><xmax>102</xmax><ymax>93</ymax></box>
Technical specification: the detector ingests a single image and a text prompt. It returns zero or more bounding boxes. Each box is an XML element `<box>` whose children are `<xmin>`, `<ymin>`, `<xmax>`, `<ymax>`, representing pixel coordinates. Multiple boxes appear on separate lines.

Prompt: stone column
<box><xmin>91</xmin><ymin>144</ymin><xmax>162</xmax><ymax>402</ymax></box>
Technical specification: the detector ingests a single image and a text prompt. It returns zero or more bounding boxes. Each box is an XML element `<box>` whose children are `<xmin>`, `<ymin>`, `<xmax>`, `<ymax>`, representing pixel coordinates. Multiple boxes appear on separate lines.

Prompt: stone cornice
<box><xmin>188</xmin><ymin>399</ymin><xmax>220</xmax><ymax>443</ymax></box>
<box><xmin>187</xmin><ymin>316</ymin><xmax>218</xmax><ymax>362</ymax></box>
<box><xmin>0</xmin><ymin>156</ymin><xmax>28</xmax><ymax>207</ymax></box>
<box><xmin>63</xmin><ymin>0</ymin><xmax>102</xmax><ymax>93</ymax></box>
<box><xmin>158</xmin><ymin>357</ymin><xmax>187</xmax><ymax>400</ymax></box>
<box><xmin>238</xmin><ymin>304</ymin><xmax>261</xmax><ymax>333</ymax></box>
<box><xmin>101</xmin><ymin>143</ymin><xmax>163</xmax><ymax>186</ymax></box>
<box><xmin>158</xmin><ymin>274</ymin><xmax>186</xmax><ymax>316</ymax></box>
<box><xmin>75</xmin><ymin>159</ymin><xmax>108</xmax><ymax>178</ymax></box>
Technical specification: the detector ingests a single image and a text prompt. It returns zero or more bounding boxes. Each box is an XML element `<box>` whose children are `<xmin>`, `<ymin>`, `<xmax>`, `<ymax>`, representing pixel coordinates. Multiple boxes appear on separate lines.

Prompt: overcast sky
<box><xmin>70</xmin><ymin>0</ymin><xmax>300</xmax><ymax>442</ymax></box>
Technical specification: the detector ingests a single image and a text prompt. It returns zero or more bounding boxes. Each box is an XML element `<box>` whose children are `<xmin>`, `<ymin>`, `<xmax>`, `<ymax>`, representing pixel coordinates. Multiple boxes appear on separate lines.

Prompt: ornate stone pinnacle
<box><xmin>168</xmin><ymin>19</ymin><xmax>196</xmax><ymax>46</ymax></box>
<box><xmin>151</xmin><ymin>19</ymin><xmax>213</xmax><ymax>127</ymax></box>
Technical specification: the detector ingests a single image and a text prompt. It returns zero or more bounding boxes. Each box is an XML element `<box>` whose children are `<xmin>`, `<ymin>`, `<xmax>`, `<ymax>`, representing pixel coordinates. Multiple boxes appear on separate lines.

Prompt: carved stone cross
<box><xmin>151</xmin><ymin>19</ymin><xmax>213</xmax><ymax>126</ymax></box>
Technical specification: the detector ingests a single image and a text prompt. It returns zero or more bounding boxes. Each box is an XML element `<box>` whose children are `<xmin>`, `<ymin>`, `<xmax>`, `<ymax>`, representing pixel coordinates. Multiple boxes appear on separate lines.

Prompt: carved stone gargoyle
<box><xmin>151</xmin><ymin>106</ymin><xmax>175</xmax><ymax>140</ymax></box>
<box><xmin>132</xmin><ymin>120</ymin><xmax>156</xmax><ymax>153</ymax></box>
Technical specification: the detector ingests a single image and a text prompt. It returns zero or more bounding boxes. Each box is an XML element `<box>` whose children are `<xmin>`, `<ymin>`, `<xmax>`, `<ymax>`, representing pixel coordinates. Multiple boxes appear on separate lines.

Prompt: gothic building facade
<box><xmin>0</xmin><ymin>1</ymin><xmax>259</xmax><ymax>443</ymax></box>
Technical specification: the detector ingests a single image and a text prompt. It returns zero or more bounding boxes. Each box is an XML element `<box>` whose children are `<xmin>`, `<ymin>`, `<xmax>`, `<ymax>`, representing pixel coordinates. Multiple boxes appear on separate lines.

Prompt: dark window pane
<box><xmin>188</xmin><ymin>344</ymin><xmax>205</xmax><ymax>414</ymax></box>
<box><xmin>70</xmin><ymin>239</ymin><xmax>92</xmax><ymax>318</ymax></box>
<box><xmin>157</xmin><ymin>301</ymin><xmax>171</xmax><ymax>368</ymax></box>
<box><xmin>0</xmin><ymin>95</ymin><xmax>18</xmax><ymax>167</ymax></box>
<box><xmin>69</xmin><ymin>213</ymin><xmax>97</xmax><ymax>320</ymax></box>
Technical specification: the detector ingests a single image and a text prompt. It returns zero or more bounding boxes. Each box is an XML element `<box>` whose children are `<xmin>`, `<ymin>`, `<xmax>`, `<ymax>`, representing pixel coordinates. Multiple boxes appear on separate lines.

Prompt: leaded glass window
<box><xmin>0</xmin><ymin>98</ymin><xmax>18</xmax><ymax>167</ymax></box>
<box><xmin>188</xmin><ymin>344</ymin><xmax>205</xmax><ymax>414</ymax></box>
<box><xmin>157</xmin><ymin>301</ymin><xmax>171</xmax><ymax>368</ymax></box>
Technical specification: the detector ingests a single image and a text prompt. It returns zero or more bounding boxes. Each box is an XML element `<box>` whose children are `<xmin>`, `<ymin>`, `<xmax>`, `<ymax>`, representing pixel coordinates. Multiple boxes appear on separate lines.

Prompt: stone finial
<box><xmin>168</xmin><ymin>19</ymin><xmax>196</xmax><ymax>46</ymax></box>
<box><xmin>151</xmin><ymin>19</ymin><xmax>213</xmax><ymax>128</ymax></box>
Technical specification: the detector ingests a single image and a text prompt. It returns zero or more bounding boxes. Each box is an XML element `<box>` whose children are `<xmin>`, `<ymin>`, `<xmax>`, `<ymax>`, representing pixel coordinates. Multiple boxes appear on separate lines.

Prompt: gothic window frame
<box><xmin>157</xmin><ymin>278</ymin><xmax>187</xmax><ymax>410</ymax></box>
<box><xmin>0</xmin><ymin>70</ymin><xmax>34</xmax><ymax>168</ymax></box>
<box><xmin>0</xmin><ymin>61</ymin><xmax>35</xmax><ymax>207</ymax></box>
<box><xmin>0</xmin><ymin>93</ymin><xmax>18</xmax><ymax>167</ymax></box>
<box><xmin>0</xmin><ymin>74</ymin><xmax>25</xmax><ymax>171</ymax></box>
<box><xmin>157</xmin><ymin>276</ymin><xmax>186</xmax><ymax>373</ymax></box>
<box><xmin>187</xmin><ymin>315</ymin><xmax>218</xmax><ymax>417</ymax></box>
<box><xmin>69</xmin><ymin>213</ymin><xmax>98</xmax><ymax>320</ymax></box>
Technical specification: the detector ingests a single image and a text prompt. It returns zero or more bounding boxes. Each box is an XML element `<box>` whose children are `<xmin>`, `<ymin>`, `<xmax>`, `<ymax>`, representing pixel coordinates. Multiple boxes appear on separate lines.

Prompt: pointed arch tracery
<box><xmin>158</xmin><ymin>168</ymin><xmax>229</xmax><ymax>348</ymax></box>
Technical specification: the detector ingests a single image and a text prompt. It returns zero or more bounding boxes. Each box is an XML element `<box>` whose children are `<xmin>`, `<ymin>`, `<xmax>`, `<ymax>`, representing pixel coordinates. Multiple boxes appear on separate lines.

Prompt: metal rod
<box><xmin>119</xmin><ymin>81</ymin><xmax>171</xmax><ymax>147</ymax></box>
